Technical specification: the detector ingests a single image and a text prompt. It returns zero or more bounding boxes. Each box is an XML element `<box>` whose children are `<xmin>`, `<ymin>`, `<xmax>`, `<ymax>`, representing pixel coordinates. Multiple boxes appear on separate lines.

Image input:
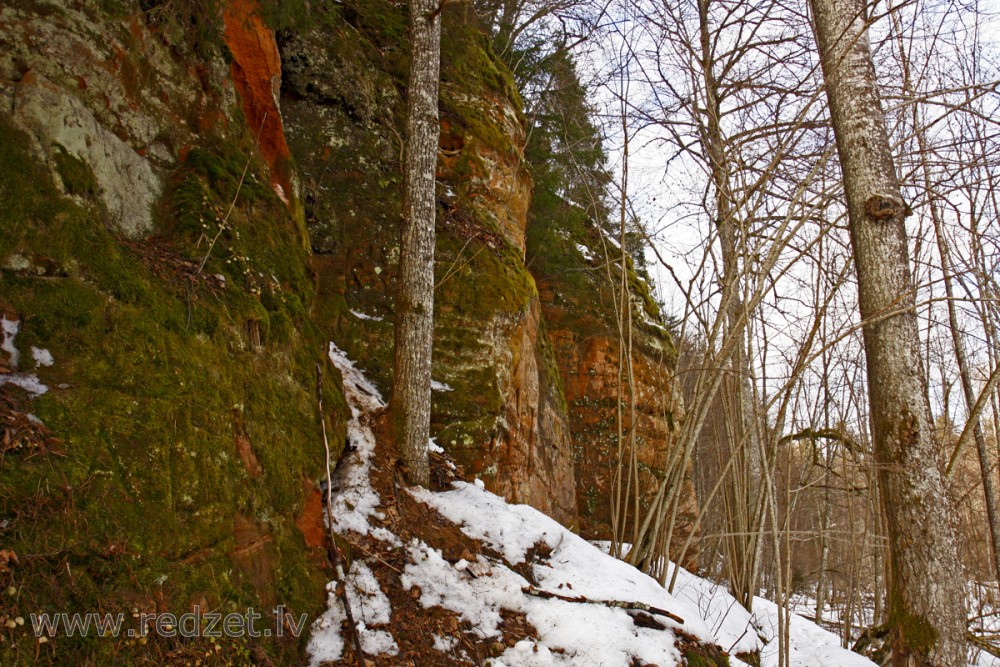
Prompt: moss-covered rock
<box><xmin>281</xmin><ymin>0</ymin><xmax>578</xmax><ymax>526</ymax></box>
<box><xmin>0</xmin><ymin>33</ymin><xmax>342</xmax><ymax>664</ymax></box>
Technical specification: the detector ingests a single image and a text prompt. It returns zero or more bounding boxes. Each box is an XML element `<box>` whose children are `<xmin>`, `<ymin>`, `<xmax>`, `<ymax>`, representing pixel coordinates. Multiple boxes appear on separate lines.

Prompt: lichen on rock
<box><xmin>13</xmin><ymin>71</ymin><xmax>161</xmax><ymax>237</ymax></box>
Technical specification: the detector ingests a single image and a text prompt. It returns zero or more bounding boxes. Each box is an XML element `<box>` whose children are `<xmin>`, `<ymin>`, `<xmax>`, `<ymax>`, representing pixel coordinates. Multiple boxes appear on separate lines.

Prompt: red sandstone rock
<box><xmin>223</xmin><ymin>0</ymin><xmax>293</xmax><ymax>202</ymax></box>
<box><xmin>547</xmin><ymin>328</ymin><xmax>700</xmax><ymax>571</ymax></box>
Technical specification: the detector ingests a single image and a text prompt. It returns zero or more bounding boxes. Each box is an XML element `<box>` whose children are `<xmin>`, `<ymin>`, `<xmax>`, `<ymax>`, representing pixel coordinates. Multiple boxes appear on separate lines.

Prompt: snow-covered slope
<box><xmin>308</xmin><ymin>344</ymin><xmax>878</xmax><ymax>666</ymax></box>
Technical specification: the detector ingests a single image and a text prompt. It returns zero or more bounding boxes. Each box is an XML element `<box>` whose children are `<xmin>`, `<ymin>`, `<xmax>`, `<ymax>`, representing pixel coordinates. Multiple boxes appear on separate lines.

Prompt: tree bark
<box><xmin>808</xmin><ymin>0</ymin><xmax>967</xmax><ymax>664</ymax></box>
<box><xmin>390</xmin><ymin>0</ymin><xmax>441</xmax><ymax>487</ymax></box>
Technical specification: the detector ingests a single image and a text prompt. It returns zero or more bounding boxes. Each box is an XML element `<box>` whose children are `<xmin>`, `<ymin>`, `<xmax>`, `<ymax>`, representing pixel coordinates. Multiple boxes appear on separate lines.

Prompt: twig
<box><xmin>196</xmin><ymin>112</ymin><xmax>268</xmax><ymax>275</ymax></box>
<box><xmin>317</xmin><ymin>362</ymin><xmax>364</xmax><ymax>667</ymax></box>
<box><xmin>351</xmin><ymin>542</ymin><xmax>403</xmax><ymax>575</ymax></box>
<box><xmin>521</xmin><ymin>585</ymin><xmax>684</xmax><ymax>625</ymax></box>
<box><xmin>969</xmin><ymin>631</ymin><xmax>1000</xmax><ymax>661</ymax></box>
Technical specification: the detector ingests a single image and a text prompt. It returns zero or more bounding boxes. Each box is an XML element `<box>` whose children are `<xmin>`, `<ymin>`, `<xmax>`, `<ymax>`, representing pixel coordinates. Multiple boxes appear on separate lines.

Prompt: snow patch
<box><xmin>349</xmin><ymin>309</ymin><xmax>384</xmax><ymax>322</ymax></box>
<box><xmin>431</xmin><ymin>379</ymin><xmax>453</xmax><ymax>392</ymax></box>
<box><xmin>31</xmin><ymin>347</ymin><xmax>54</xmax><ymax>367</ymax></box>
<box><xmin>0</xmin><ymin>375</ymin><xmax>49</xmax><ymax>395</ymax></box>
<box><xmin>575</xmin><ymin>243</ymin><xmax>596</xmax><ymax>262</ymax></box>
<box><xmin>307</xmin><ymin>560</ymin><xmax>399</xmax><ymax>664</ymax></box>
<box><xmin>432</xmin><ymin>633</ymin><xmax>457</xmax><ymax>652</ymax></box>
<box><xmin>309</xmin><ymin>343</ymin><xmax>879</xmax><ymax>667</ymax></box>
<box><xmin>324</xmin><ymin>343</ymin><xmax>395</xmax><ymax>543</ymax></box>
<box><xmin>402</xmin><ymin>541</ymin><xmax>519</xmax><ymax>637</ymax></box>
<box><xmin>2</xmin><ymin>316</ymin><xmax>21</xmax><ymax>367</ymax></box>
<box><xmin>0</xmin><ymin>317</ymin><xmax>49</xmax><ymax>396</ymax></box>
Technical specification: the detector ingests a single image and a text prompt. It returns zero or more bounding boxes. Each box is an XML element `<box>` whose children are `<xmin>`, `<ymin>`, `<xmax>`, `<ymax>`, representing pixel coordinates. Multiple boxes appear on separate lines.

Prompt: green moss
<box><xmin>331</xmin><ymin>0</ymin><xmax>521</xmax><ymax>157</ymax></box>
<box><xmin>0</xmin><ymin>115</ymin><xmax>59</xmax><ymax>259</ymax></box>
<box><xmin>259</xmin><ymin>0</ymin><xmax>324</xmax><ymax>33</ymax></box>
<box><xmin>52</xmin><ymin>145</ymin><xmax>98</xmax><ymax>198</ymax></box>
<box><xmin>440</xmin><ymin>7</ymin><xmax>522</xmax><ymax>115</ymax></box>
<box><xmin>337</xmin><ymin>0</ymin><xmax>408</xmax><ymax>81</ymax></box>
<box><xmin>684</xmin><ymin>648</ymin><xmax>731</xmax><ymax>666</ymax></box>
<box><xmin>889</xmin><ymin>600</ymin><xmax>939</xmax><ymax>658</ymax></box>
<box><xmin>0</xmin><ymin>110</ymin><xmax>343</xmax><ymax>665</ymax></box>
<box><xmin>536</xmin><ymin>318</ymin><xmax>568</xmax><ymax>415</ymax></box>
<box><xmin>526</xmin><ymin>180</ymin><xmax>676</xmax><ymax>360</ymax></box>
<box><xmin>436</xmin><ymin>222</ymin><xmax>536</xmax><ymax>318</ymax></box>
<box><xmin>141</xmin><ymin>0</ymin><xmax>226</xmax><ymax>62</ymax></box>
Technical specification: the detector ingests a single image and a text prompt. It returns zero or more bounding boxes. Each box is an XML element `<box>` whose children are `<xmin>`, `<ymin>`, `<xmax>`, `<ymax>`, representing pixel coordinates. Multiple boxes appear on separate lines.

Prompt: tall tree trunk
<box><xmin>808</xmin><ymin>0</ymin><xmax>967</xmax><ymax>664</ymax></box>
<box><xmin>697</xmin><ymin>0</ymin><xmax>764</xmax><ymax>611</ymax></box>
<box><xmin>894</xmin><ymin>11</ymin><xmax>1000</xmax><ymax>579</ymax></box>
<box><xmin>390</xmin><ymin>0</ymin><xmax>441</xmax><ymax>487</ymax></box>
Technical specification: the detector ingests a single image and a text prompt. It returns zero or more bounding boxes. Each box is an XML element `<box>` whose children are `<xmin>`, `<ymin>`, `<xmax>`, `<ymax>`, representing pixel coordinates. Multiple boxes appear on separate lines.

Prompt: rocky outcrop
<box><xmin>486</xmin><ymin>299</ymin><xmax>576</xmax><ymax>522</ymax></box>
<box><xmin>222</xmin><ymin>0</ymin><xmax>294</xmax><ymax>202</ymax></box>
<box><xmin>279</xmin><ymin>3</ymin><xmax>578</xmax><ymax>527</ymax></box>
<box><xmin>0</xmin><ymin>4</ymin><xmax>336</xmax><ymax>665</ymax></box>
<box><xmin>527</xmin><ymin>193</ymin><xmax>701</xmax><ymax>569</ymax></box>
<box><xmin>547</xmin><ymin>326</ymin><xmax>700</xmax><ymax>570</ymax></box>
<box><xmin>0</xmin><ymin>3</ymin><xmax>697</xmax><ymax>664</ymax></box>
<box><xmin>13</xmin><ymin>70</ymin><xmax>161</xmax><ymax>236</ymax></box>
<box><xmin>0</xmin><ymin>1</ymin><xmax>233</xmax><ymax>164</ymax></box>
<box><xmin>437</xmin><ymin>97</ymin><xmax>531</xmax><ymax>253</ymax></box>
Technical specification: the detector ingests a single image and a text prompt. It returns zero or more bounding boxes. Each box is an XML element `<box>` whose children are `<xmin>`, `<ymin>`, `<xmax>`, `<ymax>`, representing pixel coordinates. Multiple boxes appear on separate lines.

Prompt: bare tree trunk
<box><xmin>889</xmin><ymin>13</ymin><xmax>1000</xmax><ymax>580</ymax></box>
<box><xmin>390</xmin><ymin>0</ymin><xmax>441</xmax><ymax>487</ymax></box>
<box><xmin>809</xmin><ymin>0</ymin><xmax>967</xmax><ymax>663</ymax></box>
<box><xmin>928</xmin><ymin>174</ymin><xmax>1000</xmax><ymax>584</ymax></box>
<box><xmin>696</xmin><ymin>0</ymin><xmax>765</xmax><ymax>611</ymax></box>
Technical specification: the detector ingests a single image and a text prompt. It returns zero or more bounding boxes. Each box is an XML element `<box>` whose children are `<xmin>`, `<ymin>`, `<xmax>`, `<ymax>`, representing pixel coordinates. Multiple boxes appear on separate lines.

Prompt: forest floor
<box><xmin>306</xmin><ymin>344</ymin><xmax>878</xmax><ymax>667</ymax></box>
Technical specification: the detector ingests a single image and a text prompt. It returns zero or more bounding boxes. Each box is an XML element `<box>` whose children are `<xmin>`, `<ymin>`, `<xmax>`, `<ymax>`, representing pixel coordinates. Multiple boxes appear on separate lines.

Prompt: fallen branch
<box><xmin>522</xmin><ymin>585</ymin><xmax>684</xmax><ymax>625</ymax></box>
<box><xmin>851</xmin><ymin>623</ymin><xmax>889</xmax><ymax>656</ymax></box>
<box><xmin>317</xmin><ymin>362</ymin><xmax>364</xmax><ymax>667</ymax></box>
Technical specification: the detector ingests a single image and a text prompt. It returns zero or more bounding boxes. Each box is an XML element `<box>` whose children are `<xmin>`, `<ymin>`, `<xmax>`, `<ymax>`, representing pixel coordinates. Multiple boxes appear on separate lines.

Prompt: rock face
<box><xmin>0</xmin><ymin>3</ymin><xmax>336</xmax><ymax>665</ymax></box>
<box><xmin>13</xmin><ymin>71</ymin><xmax>161</xmax><ymax>237</ymax></box>
<box><xmin>547</xmin><ymin>327</ymin><xmax>700</xmax><ymax>570</ymax></box>
<box><xmin>0</xmin><ymin>1</ymin><xmax>698</xmax><ymax>663</ymax></box>
<box><xmin>222</xmin><ymin>0</ymin><xmax>294</xmax><ymax>201</ymax></box>
<box><xmin>527</xmin><ymin>189</ymin><xmax>701</xmax><ymax>569</ymax></box>
<box><xmin>279</xmin><ymin>4</ymin><xmax>578</xmax><ymax>526</ymax></box>
<box><xmin>0</xmin><ymin>1</ymin><xmax>232</xmax><ymax>163</ymax></box>
<box><xmin>277</xmin><ymin>0</ymin><xmax>696</xmax><ymax>541</ymax></box>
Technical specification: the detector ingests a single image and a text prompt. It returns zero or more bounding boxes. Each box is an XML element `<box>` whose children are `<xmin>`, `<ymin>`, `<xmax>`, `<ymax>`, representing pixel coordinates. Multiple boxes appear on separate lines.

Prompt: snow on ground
<box><xmin>667</xmin><ymin>563</ymin><xmax>762</xmax><ymax>657</ymax></box>
<box><xmin>0</xmin><ymin>316</ymin><xmax>50</xmax><ymax>395</ymax></box>
<box><xmin>323</xmin><ymin>343</ymin><xmax>396</xmax><ymax>544</ymax></box>
<box><xmin>2</xmin><ymin>316</ymin><xmax>22</xmax><ymax>367</ymax></box>
<box><xmin>309</xmin><ymin>345</ymin><xmax>879</xmax><ymax>667</ymax></box>
<box><xmin>310</xmin><ymin>560</ymin><xmax>400</xmax><ymax>663</ymax></box>
<box><xmin>751</xmin><ymin>596</ymin><xmax>874</xmax><ymax>667</ymax></box>
<box><xmin>410</xmin><ymin>482</ymin><xmax>721</xmax><ymax>666</ymax></box>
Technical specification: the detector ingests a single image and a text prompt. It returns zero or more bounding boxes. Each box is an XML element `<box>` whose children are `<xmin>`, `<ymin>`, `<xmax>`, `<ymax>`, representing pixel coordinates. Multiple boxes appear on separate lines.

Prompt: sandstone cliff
<box><xmin>526</xmin><ymin>180</ymin><xmax>700</xmax><ymax>570</ymax></box>
<box><xmin>0</xmin><ymin>1</ymin><xmax>697</xmax><ymax>662</ymax></box>
<box><xmin>277</xmin><ymin>1</ymin><xmax>578</xmax><ymax>526</ymax></box>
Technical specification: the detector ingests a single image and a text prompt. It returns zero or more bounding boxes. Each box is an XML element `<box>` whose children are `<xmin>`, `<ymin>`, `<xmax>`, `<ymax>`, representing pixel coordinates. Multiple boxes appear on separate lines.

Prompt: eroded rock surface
<box><xmin>13</xmin><ymin>71</ymin><xmax>160</xmax><ymax>236</ymax></box>
<box><xmin>223</xmin><ymin>0</ymin><xmax>294</xmax><ymax>201</ymax></box>
<box><xmin>280</xmin><ymin>8</ymin><xmax>578</xmax><ymax>527</ymax></box>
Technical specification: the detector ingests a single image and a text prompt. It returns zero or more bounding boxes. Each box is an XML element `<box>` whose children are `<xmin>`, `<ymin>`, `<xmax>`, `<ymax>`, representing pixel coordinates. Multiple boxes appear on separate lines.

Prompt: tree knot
<box><xmin>864</xmin><ymin>195</ymin><xmax>909</xmax><ymax>221</ymax></box>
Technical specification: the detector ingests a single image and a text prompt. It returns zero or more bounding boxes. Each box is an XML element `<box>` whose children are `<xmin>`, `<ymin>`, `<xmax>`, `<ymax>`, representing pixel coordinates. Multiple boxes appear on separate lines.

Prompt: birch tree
<box><xmin>809</xmin><ymin>0</ymin><xmax>967</xmax><ymax>662</ymax></box>
<box><xmin>390</xmin><ymin>0</ymin><xmax>441</xmax><ymax>487</ymax></box>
